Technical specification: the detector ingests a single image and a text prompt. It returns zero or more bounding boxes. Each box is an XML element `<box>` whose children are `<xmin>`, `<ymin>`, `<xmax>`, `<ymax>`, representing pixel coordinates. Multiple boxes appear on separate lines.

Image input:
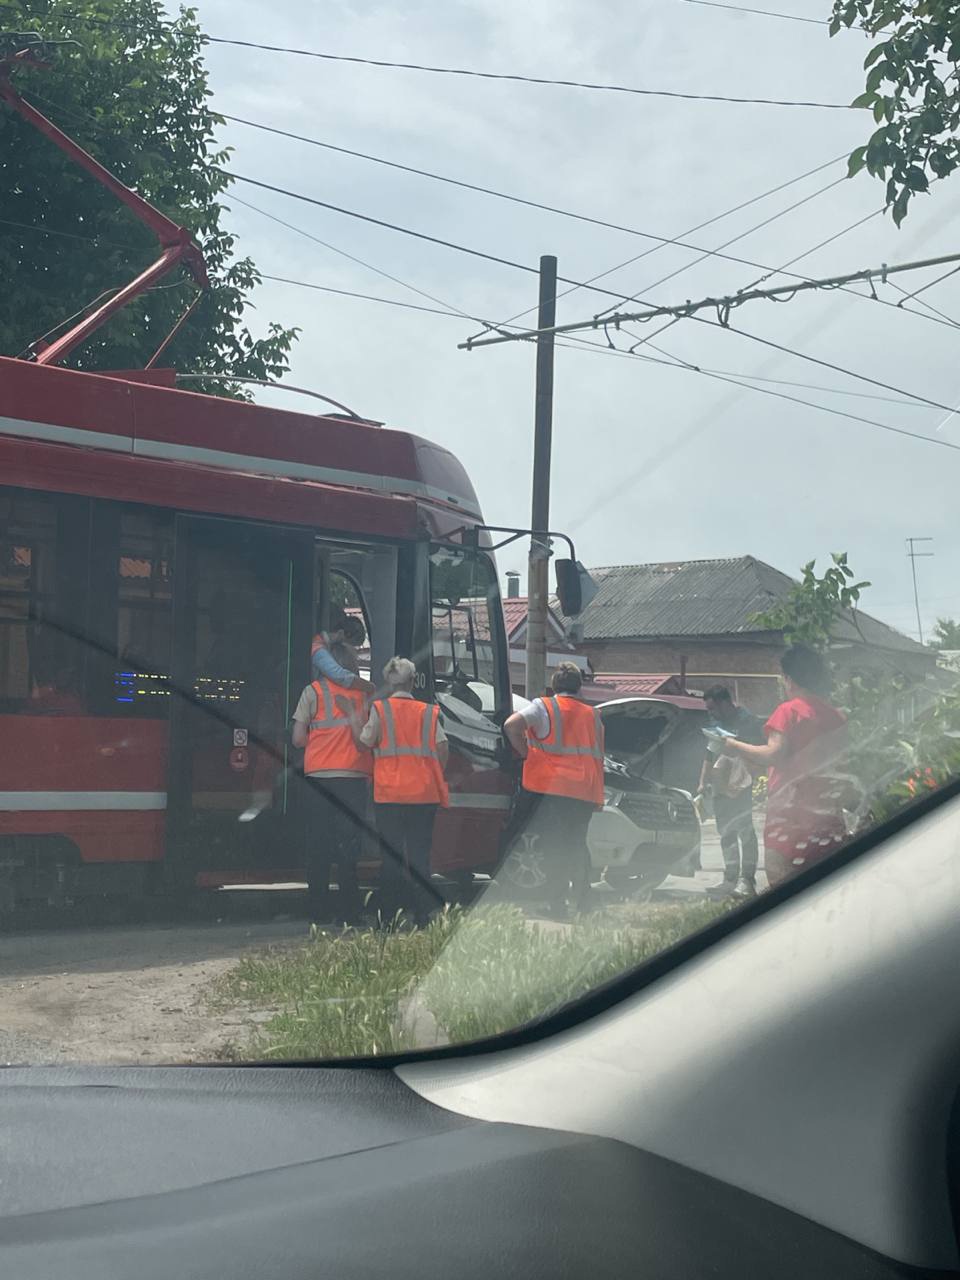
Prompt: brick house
<box><xmin>568</xmin><ymin>556</ymin><xmax>937</xmax><ymax>716</ymax></box>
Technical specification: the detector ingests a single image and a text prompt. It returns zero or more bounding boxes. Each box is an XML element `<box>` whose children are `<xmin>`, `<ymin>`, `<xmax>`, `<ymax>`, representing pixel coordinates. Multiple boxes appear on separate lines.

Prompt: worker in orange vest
<box><xmin>291</xmin><ymin>642</ymin><xmax>372</xmax><ymax>924</ymax></box>
<box><xmin>503</xmin><ymin>662</ymin><xmax>604</xmax><ymax>916</ymax></box>
<box><xmin>349</xmin><ymin>656</ymin><xmax>448</xmax><ymax>926</ymax></box>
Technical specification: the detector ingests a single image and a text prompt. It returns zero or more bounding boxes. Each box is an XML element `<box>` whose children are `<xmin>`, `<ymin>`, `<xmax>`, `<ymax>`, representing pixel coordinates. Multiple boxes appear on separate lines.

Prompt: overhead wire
<box><xmin>254</xmin><ymin>270</ymin><xmax>943</xmax><ymax>409</ymax></box>
<box><xmin>590</xmin><ymin>173</ymin><xmax>848</xmax><ymax>323</ymax></box>
<box><xmin>480</xmin><ymin>156</ymin><xmax>852</xmax><ymax>334</ymax></box>
<box><xmin>219</xmin><ymin>116</ymin><xmax>960</xmax><ymax>347</ymax></box>
<box><xmin>226</xmin><ymin>172</ymin><xmax>639</xmax><ymax>307</ymax></box>
<box><xmin>581</xmin><ymin>326</ymin><xmax>960</xmax><ymax>457</ymax></box>
<box><xmin>705</xmin><ymin>319</ymin><xmax>960</xmax><ymax>416</ymax></box>
<box><xmin>222</xmin><ymin>115</ymin><xmax>847</xmax><ymax>286</ymax></box>
<box><xmin>203</xmin><ymin>38</ymin><xmax>854</xmax><ymax>109</ymax></box>
<box><xmin>679</xmin><ymin>0</ymin><xmax>844</xmax><ymax>25</ymax></box>
<box><xmin>0</xmin><ymin>213</ymin><xmax>138</xmax><ymax>252</ymax></box>
<box><xmin>6</xmin><ymin>9</ymin><xmax>857</xmax><ymax>107</ymax></box>
<box><xmin>894</xmin><ymin>262</ymin><xmax>960</xmax><ymax>305</ymax></box>
<box><xmin>228</xmin><ymin>192</ymin><xmax>492</xmax><ymax>325</ymax></box>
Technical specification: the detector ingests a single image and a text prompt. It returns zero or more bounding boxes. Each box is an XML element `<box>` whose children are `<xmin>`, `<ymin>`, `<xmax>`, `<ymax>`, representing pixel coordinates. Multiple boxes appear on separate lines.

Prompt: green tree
<box><xmin>831</xmin><ymin>0</ymin><xmax>960</xmax><ymax>224</ymax></box>
<box><xmin>927</xmin><ymin>616</ymin><xmax>960</xmax><ymax>648</ymax></box>
<box><xmin>0</xmin><ymin>1</ymin><xmax>298</xmax><ymax>392</ymax></box>
<box><xmin>750</xmin><ymin>552</ymin><xmax>871</xmax><ymax>650</ymax></box>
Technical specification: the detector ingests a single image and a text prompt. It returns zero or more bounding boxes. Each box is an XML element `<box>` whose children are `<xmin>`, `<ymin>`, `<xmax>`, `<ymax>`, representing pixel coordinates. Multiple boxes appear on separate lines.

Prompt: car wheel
<box><xmin>498</xmin><ymin>831</ymin><xmax>551</xmax><ymax>900</ymax></box>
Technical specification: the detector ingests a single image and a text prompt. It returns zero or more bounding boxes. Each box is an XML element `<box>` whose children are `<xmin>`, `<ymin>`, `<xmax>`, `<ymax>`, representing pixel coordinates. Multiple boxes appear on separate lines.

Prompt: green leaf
<box><xmin>851</xmin><ymin>91</ymin><xmax>876</xmax><ymax>109</ymax></box>
<box><xmin>847</xmin><ymin>146</ymin><xmax>868</xmax><ymax>176</ymax></box>
<box><xmin>866</xmin><ymin>61</ymin><xmax>888</xmax><ymax>91</ymax></box>
<box><xmin>863</xmin><ymin>43</ymin><xmax>887</xmax><ymax>68</ymax></box>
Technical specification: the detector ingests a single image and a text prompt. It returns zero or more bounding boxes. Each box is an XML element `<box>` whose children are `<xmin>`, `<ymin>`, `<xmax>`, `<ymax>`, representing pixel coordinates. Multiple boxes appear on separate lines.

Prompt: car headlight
<box><xmin>666</xmin><ymin>799</ymin><xmax>680</xmax><ymax>823</ymax></box>
<box><xmin>603</xmin><ymin>787</ymin><xmax>624</xmax><ymax>808</ymax></box>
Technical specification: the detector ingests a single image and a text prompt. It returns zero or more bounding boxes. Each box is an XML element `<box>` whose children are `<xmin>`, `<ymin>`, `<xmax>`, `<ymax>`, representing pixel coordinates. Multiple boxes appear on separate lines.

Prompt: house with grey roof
<box><xmin>571</xmin><ymin>556</ymin><xmax>936</xmax><ymax>714</ymax></box>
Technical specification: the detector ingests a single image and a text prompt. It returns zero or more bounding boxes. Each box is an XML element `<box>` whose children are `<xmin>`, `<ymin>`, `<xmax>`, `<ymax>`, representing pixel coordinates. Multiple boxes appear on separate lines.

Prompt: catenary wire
<box><xmin>679</xmin><ymin>0</ymin><xmax>849</xmax><ymax>25</ymax></box>
<box><xmin>19</xmin><ymin>83</ymin><xmax>958</xmax><ymax>345</ymax></box>
<box><xmin>223</xmin><ymin>115</ymin><xmax>848</xmax><ymax>286</ymax></box>
<box><xmin>593</xmin><ymin>327</ymin><xmax>960</xmax><ymax>456</ymax></box>
<box><xmin>256</xmin><ymin>271</ymin><xmax>940</xmax><ymax>408</ymax></box>
<box><xmin>228</xmin><ymin>193</ymin><xmax>492</xmax><ymax>325</ymax></box>
<box><xmin>202</xmin><ymin>37</ymin><xmax>855</xmax><ymax>109</ymax></box>
<box><xmin>227</xmin><ymin>172</ymin><xmax>642</xmax><ymax>307</ymax></box>
<box><xmin>5</xmin><ymin>11</ymin><xmax>857</xmax><ymax>107</ymax></box>
<box><xmin>590</xmin><ymin>174</ymin><xmax>847</xmax><ymax>323</ymax></box>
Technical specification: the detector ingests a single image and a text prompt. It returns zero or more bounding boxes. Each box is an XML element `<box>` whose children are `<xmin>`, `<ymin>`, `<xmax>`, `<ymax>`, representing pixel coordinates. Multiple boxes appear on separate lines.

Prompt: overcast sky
<box><xmin>188</xmin><ymin>0</ymin><xmax>956</xmax><ymax>643</ymax></box>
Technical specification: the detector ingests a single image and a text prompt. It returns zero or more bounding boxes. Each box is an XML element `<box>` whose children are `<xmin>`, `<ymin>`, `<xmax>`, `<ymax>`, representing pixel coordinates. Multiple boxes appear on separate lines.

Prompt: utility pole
<box><xmin>906</xmin><ymin>536</ymin><xmax>934</xmax><ymax>645</ymax></box>
<box><xmin>525</xmin><ymin>254</ymin><xmax>558</xmax><ymax>700</ymax></box>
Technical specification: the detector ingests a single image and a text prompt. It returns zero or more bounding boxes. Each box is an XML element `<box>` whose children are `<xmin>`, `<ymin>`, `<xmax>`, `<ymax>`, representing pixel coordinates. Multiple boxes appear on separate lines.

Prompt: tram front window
<box><xmin>430</xmin><ymin>547</ymin><xmax>504</xmax><ymax>718</ymax></box>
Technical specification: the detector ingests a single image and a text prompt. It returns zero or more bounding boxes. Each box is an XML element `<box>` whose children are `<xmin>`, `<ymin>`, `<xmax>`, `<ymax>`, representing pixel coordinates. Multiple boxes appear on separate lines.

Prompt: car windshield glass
<box><xmin>2</xmin><ymin>3</ymin><xmax>958</xmax><ymax>1067</ymax></box>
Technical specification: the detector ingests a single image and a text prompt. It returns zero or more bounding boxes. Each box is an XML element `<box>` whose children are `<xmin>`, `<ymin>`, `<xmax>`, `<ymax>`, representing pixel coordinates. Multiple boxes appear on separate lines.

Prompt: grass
<box><xmin>216</xmin><ymin>898</ymin><xmax>735</xmax><ymax>1061</ymax></box>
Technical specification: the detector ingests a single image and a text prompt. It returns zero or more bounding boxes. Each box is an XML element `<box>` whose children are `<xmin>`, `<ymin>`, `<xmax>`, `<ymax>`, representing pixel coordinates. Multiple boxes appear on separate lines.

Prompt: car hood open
<box><xmin>598</xmin><ymin>697</ymin><xmax>683</xmax><ymax>775</ymax></box>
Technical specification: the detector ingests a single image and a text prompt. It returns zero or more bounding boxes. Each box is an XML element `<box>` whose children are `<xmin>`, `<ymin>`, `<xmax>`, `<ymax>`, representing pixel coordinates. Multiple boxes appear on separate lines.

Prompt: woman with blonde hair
<box><xmin>354</xmin><ymin>657</ymin><xmax>449</xmax><ymax>924</ymax></box>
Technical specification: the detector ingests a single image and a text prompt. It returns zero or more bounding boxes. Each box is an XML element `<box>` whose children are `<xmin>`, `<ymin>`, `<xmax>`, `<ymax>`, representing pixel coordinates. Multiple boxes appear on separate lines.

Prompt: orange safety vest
<box><xmin>372</xmin><ymin>697</ymin><xmax>449</xmax><ymax>806</ymax></box>
<box><xmin>304</xmin><ymin>679</ymin><xmax>372</xmax><ymax>776</ymax></box>
<box><xmin>522</xmin><ymin>694</ymin><xmax>605</xmax><ymax>806</ymax></box>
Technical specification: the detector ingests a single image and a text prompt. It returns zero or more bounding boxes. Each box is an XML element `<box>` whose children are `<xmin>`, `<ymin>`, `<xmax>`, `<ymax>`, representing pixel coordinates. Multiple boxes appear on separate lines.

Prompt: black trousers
<box><xmin>714</xmin><ymin>789</ymin><xmax>759</xmax><ymax>882</ymax></box>
<box><xmin>516</xmin><ymin>790</ymin><xmax>594</xmax><ymax>909</ymax></box>
<box><xmin>374</xmin><ymin>802</ymin><xmax>439</xmax><ymax>925</ymax></box>
<box><xmin>305</xmin><ymin>775</ymin><xmax>369</xmax><ymax>922</ymax></box>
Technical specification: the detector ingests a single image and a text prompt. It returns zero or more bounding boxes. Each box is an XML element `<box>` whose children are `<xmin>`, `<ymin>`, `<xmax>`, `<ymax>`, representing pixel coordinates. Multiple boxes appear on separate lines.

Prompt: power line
<box><xmin>4</xmin><ymin>11</ymin><xmax>858</xmax><ymax>107</ymax></box>
<box><xmin>591</xmin><ymin>174</ymin><xmax>846</xmax><ymax>323</ymax></box>
<box><xmin>0</xmin><ymin>214</ymin><xmax>138</xmax><ymax>252</ymax></box>
<box><xmin>226</xmin><ymin>172</ymin><xmax>635</xmax><ymax>306</ymax></box>
<box><xmin>717</xmin><ymin>319</ymin><xmax>960</xmax><ymax>416</ymax></box>
<box><xmin>228</xmin><ymin>193</ymin><xmax>487</xmax><ymax>324</ymax></box>
<box><xmin>587</xmin><ymin>327</ymin><xmax>960</xmax><ymax>457</ymax></box>
<box><xmin>679</xmin><ymin>0</ymin><xmax>834</xmax><ymax>25</ymax></box>
<box><xmin>895</xmin><ymin>262</ymin><xmax>960</xmax><ymax>305</ymax></box>
<box><xmin>205</xmin><ymin>37</ymin><xmax>854</xmax><ymax>109</ymax></box>
<box><xmin>619</xmin><ymin>202</ymin><xmax>890</xmax><ymax>356</ymax></box>
<box><xmin>228</xmin><ymin>113</ymin><xmax>896</xmax><ymax>355</ymax></box>
<box><xmin>255</xmin><ymin>270</ymin><xmax>944</xmax><ymax>409</ymax></box>
<box><xmin>462</xmin><ymin>248</ymin><xmax>960</xmax><ymax>348</ymax></box>
<box><xmin>223</xmin><ymin>115</ymin><xmax>847</xmax><ymax>285</ymax></box>
<box><xmin>259</xmin><ymin>274</ymin><xmax>471</xmax><ymax>319</ymax></box>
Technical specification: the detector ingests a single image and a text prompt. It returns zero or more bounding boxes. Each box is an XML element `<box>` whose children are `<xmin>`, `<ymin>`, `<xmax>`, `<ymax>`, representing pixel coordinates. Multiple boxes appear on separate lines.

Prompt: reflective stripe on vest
<box><xmin>372</xmin><ymin>697</ymin><xmax>449</xmax><ymax>806</ymax></box>
<box><xmin>527</xmin><ymin>697</ymin><xmax>604</xmax><ymax>760</ymax></box>
<box><xmin>304</xmin><ymin>679</ymin><xmax>372</xmax><ymax>776</ymax></box>
<box><xmin>522</xmin><ymin>695</ymin><xmax>605</xmax><ymax>805</ymax></box>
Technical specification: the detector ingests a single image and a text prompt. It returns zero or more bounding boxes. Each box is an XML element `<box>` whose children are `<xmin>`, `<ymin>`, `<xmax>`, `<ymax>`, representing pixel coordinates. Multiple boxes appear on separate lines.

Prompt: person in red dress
<box><xmin>721</xmin><ymin>645</ymin><xmax>851</xmax><ymax>886</ymax></box>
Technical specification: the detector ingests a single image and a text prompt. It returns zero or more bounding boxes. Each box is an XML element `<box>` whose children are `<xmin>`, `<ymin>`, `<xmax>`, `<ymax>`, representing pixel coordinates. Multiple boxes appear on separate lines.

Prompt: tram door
<box><xmin>166</xmin><ymin>516</ymin><xmax>313</xmax><ymax>888</ymax></box>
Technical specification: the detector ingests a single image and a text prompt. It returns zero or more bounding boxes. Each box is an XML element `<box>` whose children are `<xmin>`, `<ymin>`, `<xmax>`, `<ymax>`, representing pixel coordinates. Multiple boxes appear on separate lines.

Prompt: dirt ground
<box><xmin>0</xmin><ymin>891</ymin><xmax>309</xmax><ymax>1066</ymax></box>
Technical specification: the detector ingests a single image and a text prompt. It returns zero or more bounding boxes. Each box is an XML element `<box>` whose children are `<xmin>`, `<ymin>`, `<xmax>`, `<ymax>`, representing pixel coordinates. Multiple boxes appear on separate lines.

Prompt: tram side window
<box><xmin>430</xmin><ymin>547</ymin><xmax>505</xmax><ymax>717</ymax></box>
<box><xmin>314</xmin><ymin>542</ymin><xmax>398</xmax><ymax>686</ymax></box>
<box><xmin>112</xmin><ymin>508</ymin><xmax>175</xmax><ymax>714</ymax></box>
<box><xmin>0</xmin><ymin>490</ymin><xmax>89</xmax><ymax>714</ymax></box>
<box><xmin>85</xmin><ymin>503</ymin><xmax>175</xmax><ymax>716</ymax></box>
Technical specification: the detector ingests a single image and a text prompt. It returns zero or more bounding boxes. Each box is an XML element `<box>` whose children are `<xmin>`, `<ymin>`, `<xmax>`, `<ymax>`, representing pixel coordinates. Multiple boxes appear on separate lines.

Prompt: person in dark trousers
<box><xmin>352</xmin><ymin>657</ymin><xmax>449</xmax><ymax>926</ymax></box>
<box><xmin>291</xmin><ymin>642</ymin><xmax>372</xmax><ymax>924</ymax></box>
<box><xmin>503</xmin><ymin>662</ymin><xmax>605</xmax><ymax>917</ymax></box>
<box><xmin>699</xmin><ymin>685</ymin><xmax>764</xmax><ymax>898</ymax></box>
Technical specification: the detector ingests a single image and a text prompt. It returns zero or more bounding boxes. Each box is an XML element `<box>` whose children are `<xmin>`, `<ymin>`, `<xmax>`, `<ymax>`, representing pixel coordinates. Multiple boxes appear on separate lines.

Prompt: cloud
<box><xmin>196</xmin><ymin>0</ymin><xmax>960</xmax><ymax>638</ymax></box>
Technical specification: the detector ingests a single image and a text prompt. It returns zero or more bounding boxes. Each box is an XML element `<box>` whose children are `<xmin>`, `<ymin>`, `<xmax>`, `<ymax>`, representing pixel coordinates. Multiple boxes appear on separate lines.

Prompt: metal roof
<box><xmin>579</xmin><ymin>556</ymin><xmax>927</xmax><ymax>655</ymax></box>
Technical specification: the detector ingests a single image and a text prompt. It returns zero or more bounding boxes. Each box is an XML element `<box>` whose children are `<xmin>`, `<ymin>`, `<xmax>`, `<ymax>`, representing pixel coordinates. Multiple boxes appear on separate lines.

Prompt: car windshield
<box><xmin>1</xmin><ymin>0</ymin><xmax>958</xmax><ymax>1066</ymax></box>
